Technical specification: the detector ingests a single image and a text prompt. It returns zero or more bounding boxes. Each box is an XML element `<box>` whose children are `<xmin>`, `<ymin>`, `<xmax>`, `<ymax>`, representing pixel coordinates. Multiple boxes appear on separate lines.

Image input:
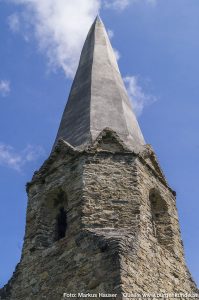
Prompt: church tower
<box><xmin>1</xmin><ymin>17</ymin><xmax>198</xmax><ymax>300</ymax></box>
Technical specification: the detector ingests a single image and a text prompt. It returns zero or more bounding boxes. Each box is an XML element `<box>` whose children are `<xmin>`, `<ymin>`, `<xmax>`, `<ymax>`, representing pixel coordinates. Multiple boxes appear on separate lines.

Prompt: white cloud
<box><xmin>7</xmin><ymin>13</ymin><xmax>20</xmax><ymax>33</ymax></box>
<box><xmin>104</xmin><ymin>0</ymin><xmax>130</xmax><ymax>10</ymax></box>
<box><xmin>0</xmin><ymin>144</ymin><xmax>45</xmax><ymax>171</ymax></box>
<box><xmin>9</xmin><ymin>0</ymin><xmax>100</xmax><ymax>77</ymax></box>
<box><xmin>7</xmin><ymin>0</ymin><xmax>156</xmax><ymax>78</ymax></box>
<box><xmin>108</xmin><ymin>29</ymin><xmax>114</xmax><ymax>39</ymax></box>
<box><xmin>103</xmin><ymin>0</ymin><xmax>156</xmax><ymax>10</ymax></box>
<box><xmin>0</xmin><ymin>80</ymin><xmax>10</xmax><ymax>97</ymax></box>
<box><xmin>114</xmin><ymin>48</ymin><xmax>121</xmax><ymax>60</ymax></box>
<box><xmin>124</xmin><ymin>76</ymin><xmax>156</xmax><ymax>116</ymax></box>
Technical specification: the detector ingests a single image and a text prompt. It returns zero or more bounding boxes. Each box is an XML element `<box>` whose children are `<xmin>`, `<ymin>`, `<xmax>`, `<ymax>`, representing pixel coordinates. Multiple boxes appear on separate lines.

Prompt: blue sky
<box><xmin>0</xmin><ymin>0</ymin><xmax>199</xmax><ymax>288</ymax></box>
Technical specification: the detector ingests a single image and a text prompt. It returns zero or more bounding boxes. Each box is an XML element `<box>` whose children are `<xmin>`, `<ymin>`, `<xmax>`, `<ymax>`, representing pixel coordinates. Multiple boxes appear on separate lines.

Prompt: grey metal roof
<box><xmin>53</xmin><ymin>16</ymin><xmax>145</xmax><ymax>151</ymax></box>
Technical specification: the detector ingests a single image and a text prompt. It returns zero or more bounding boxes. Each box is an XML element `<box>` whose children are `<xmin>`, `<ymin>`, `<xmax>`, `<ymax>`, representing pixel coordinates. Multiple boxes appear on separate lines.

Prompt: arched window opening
<box><xmin>55</xmin><ymin>207</ymin><xmax>67</xmax><ymax>241</ymax></box>
<box><xmin>149</xmin><ymin>189</ymin><xmax>173</xmax><ymax>249</ymax></box>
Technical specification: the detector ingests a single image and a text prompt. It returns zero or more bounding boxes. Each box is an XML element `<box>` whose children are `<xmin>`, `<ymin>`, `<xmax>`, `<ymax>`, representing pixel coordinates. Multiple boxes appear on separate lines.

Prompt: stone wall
<box><xmin>118</xmin><ymin>156</ymin><xmax>198</xmax><ymax>298</ymax></box>
<box><xmin>0</xmin><ymin>137</ymin><xmax>198</xmax><ymax>300</ymax></box>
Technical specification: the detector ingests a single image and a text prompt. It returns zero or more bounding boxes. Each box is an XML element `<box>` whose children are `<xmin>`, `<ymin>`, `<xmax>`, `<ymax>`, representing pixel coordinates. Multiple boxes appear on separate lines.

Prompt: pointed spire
<box><xmin>95</xmin><ymin>14</ymin><xmax>102</xmax><ymax>24</ymax></box>
<box><xmin>53</xmin><ymin>17</ymin><xmax>145</xmax><ymax>151</ymax></box>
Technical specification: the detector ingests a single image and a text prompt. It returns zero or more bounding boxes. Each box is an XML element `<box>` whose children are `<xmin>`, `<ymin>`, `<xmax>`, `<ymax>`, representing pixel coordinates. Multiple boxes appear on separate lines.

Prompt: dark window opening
<box><xmin>149</xmin><ymin>189</ymin><xmax>173</xmax><ymax>249</ymax></box>
<box><xmin>56</xmin><ymin>207</ymin><xmax>67</xmax><ymax>241</ymax></box>
<box><xmin>54</xmin><ymin>190</ymin><xmax>67</xmax><ymax>208</ymax></box>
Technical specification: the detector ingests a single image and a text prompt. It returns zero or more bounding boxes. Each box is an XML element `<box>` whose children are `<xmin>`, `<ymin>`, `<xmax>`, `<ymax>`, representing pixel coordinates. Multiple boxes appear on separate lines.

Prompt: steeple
<box><xmin>1</xmin><ymin>15</ymin><xmax>198</xmax><ymax>300</ymax></box>
<box><xmin>53</xmin><ymin>16</ymin><xmax>145</xmax><ymax>152</ymax></box>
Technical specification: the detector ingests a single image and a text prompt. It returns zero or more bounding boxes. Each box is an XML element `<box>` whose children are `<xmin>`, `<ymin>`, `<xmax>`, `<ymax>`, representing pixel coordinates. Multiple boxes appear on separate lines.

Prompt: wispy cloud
<box><xmin>0</xmin><ymin>80</ymin><xmax>10</xmax><ymax>97</ymax></box>
<box><xmin>0</xmin><ymin>144</ymin><xmax>45</xmax><ymax>171</ymax></box>
<box><xmin>7</xmin><ymin>0</ymin><xmax>155</xmax><ymax>80</ymax></box>
<box><xmin>7</xmin><ymin>13</ymin><xmax>20</xmax><ymax>33</ymax></box>
<box><xmin>124</xmin><ymin>76</ymin><xmax>156</xmax><ymax>116</ymax></box>
<box><xmin>8</xmin><ymin>0</ymin><xmax>100</xmax><ymax>77</ymax></box>
<box><xmin>103</xmin><ymin>0</ymin><xmax>130</xmax><ymax>11</ymax></box>
<box><xmin>103</xmin><ymin>0</ymin><xmax>156</xmax><ymax>10</ymax></box>
<box><xmin>107</xmin><ymin>29</ymin><xmax>114</xmax><ymax>39</ymax></box>
<box><xmin>114</xmin><ymin>48</ymin><xmax>121</xmax><ymax>60</ymax></box>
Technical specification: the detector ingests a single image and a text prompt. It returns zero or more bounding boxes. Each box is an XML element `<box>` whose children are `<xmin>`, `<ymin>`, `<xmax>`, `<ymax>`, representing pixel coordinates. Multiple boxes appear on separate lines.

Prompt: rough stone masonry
<box><xmin>0</xmin><ymin>16</ymin><xmax>198</xmax><ymax>300</ymax></box>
